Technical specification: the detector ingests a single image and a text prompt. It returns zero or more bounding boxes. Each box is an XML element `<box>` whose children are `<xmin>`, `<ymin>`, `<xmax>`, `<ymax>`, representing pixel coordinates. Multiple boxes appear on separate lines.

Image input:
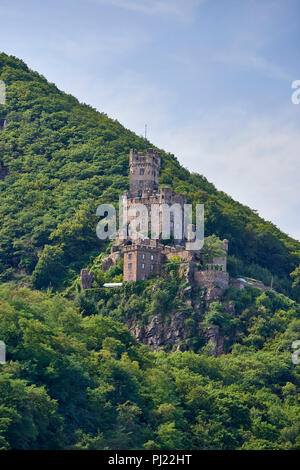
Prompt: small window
<box><xmin>140</xmin><ymin>168</ymin><xmax>144</xmax><ymax>175</ymax></box>
<box><xmin>142</xmin><ymin>263</ymin><xmax>145</xmax><ymax>269</ymax></box>
<box><xmin>142</xmin><ymin>253</ymin><xmax>145</xmax><ymax>259</ymax></box>
<box><xmin>138</xmin><ymin>190</ymin><xmax>142</xmax><ymax>197</ymax></box>
<box><xmin>128</xmin><ymin>253</ymin><xmax>132</xmax><ymax>260</ymax></box>
<box><xmin>150</xmin><ymin>255</ymin><xmax>154</xmax><ymax>260</ymax></box>
<box><xmin>150</xmin><ymin>264</ymin><xmax>154</xmax><ymax>271</ymax></box>
<box><xmin>128</xmin><ymin>263</ymin><xmax>132</xmax><ymax>270</ymax></box>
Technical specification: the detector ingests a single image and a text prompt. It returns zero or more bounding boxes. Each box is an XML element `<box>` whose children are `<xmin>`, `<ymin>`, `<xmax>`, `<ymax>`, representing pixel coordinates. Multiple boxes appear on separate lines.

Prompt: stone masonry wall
<box><xmin>194</xmin><ymin>270</ymin><xmax>229</xmax><ymax>290</ymax></box>
<box><xmin>123</xmin><ymin>244</ymin><xmax>162</xmax><ymax>281</ymax></box>
<box><xmin>194</xmin><ymin>270</ymin><xmax>229</xmax><ymax>302</ymax></box>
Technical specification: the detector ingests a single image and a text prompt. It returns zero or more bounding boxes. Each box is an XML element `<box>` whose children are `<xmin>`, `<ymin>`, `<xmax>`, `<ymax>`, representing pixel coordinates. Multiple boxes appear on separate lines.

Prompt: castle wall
<box><xmin>194</xmin><ymin>270</ymin><xmax>229</xmax><ymax>290</ymax></box>
<box><xmin>194</xmin><ymin>270</ymin><xmax>229</xmax><ymax>302</ymax></box>
<box><xmin>101</xmin><ymin>250</ymin><xmax>122</xmax><ymax>272</ymax></box>
<box><xmin>123</xmin><ymin>189</ymin><xmax>187</xmax><ymax>241</ymax></box>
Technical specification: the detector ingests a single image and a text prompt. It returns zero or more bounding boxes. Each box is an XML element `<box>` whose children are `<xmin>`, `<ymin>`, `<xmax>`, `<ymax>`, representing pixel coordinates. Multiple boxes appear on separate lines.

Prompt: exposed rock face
<box><xmin>126</xmin><ymin>311</ymin><xmax>190</xmax><ymax>351</ymax></box>
<box><xmin>178</xmin><ymin>261</ymin><xmax>194</xmax><ymax>285</ymax></box>
<box><xmin>226</xmin><ymin>301</ymin><xmax>236</xmax><ymax>316</ymax></box>
<box><xmin>80</xmin><ymin>269</ymin><xmax>93</xmax><ymax>289</ymax></box>
<box><xmin>205</xmin><ymin>325</ymin><xmax>224</xmax><ymax>356</ymax></box>
<box><xmin>126</xmin><ymin>309</ymin><xmax>225</xmax><ymax>356</ymax></box>
<box><xmin>101</xmin><ymin>251</ymin><xmax>121</xmax><ymax>272</ymax></box>
<box><xmin>127</xmin><ymin>311</ymin><xmax>225</xmax><ymax>356</ymax></box>
<box><xmin>122</xmin><ymin>265</ymin><xmax>229</xmax><ymax>354</ymax></box>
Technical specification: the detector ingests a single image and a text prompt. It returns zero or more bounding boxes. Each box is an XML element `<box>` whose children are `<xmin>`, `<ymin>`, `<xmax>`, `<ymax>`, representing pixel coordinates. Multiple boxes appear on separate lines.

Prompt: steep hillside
<box><xmin>0</xmin><ymin>53</ymin><xmax>300</xmax><ymax>451</ymax></box>
<box><xmin>0</xmin><ymin>285</ymin><xmax>299</xmax><ymax>450</ymax></box>
<box><xmin>0</xmin><ymin>52</ymin><xmax>300</xmax><ymax>299</ymax></box>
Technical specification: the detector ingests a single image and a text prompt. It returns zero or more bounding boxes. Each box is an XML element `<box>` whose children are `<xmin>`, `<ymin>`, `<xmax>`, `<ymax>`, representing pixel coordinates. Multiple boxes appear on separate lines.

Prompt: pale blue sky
<box><xmin>1</xmin><ymin>0</ymin><xmax>300</xmax><ymax>239</ymax></box>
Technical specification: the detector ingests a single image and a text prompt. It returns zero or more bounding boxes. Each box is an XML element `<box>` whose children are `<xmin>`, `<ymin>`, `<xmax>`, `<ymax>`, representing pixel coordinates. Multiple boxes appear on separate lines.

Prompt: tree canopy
<box><xmin>0</xmin><ymin>285</ymin><xmax>299</xmax><ymax>450</ymax></box>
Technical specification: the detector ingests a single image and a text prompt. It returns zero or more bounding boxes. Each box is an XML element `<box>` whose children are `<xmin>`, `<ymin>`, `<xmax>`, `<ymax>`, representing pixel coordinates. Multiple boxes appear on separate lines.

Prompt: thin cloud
<box><xmin>156</xmin><ymin>110</ymin><xmax>300</xmax><ymax>240</ymax></box>
<box><xmin>213</xmin><ymin>50</ymin><xmax>291</xmax><ymax>81</ymax></box>
<box><xmin>79</xmin><ymin>66</ymin><xmax>300</xmax><ymax>240</ymax></box>
<box><xmin>97</xmin><ymin>0</ymin><xmax>204</xmax><ymax>20</ymax></box>
<box><xmin>57</xmin><ymin>32</ymin><xmax>145</xmax><ymax>62</ymax></box>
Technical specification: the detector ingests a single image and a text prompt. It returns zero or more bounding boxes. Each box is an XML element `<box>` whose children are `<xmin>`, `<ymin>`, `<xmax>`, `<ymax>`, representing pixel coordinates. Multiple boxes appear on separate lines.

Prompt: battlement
<box><xmin>130</xmin><ymin>148</ymin><xmax>161</xmax><ymax>167</ymax></box>
<box><xmin>122</xmin><ymin>239</ymin><xmax>160</xmax><ymax>251</ymax></box>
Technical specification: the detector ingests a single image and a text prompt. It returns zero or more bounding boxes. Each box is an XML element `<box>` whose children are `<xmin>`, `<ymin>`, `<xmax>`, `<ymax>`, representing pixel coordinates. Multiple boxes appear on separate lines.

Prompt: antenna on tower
<box><xmin>144</xmin><ymin>124</ymin><xmax>147</xmax><ymax>140</ymax></box>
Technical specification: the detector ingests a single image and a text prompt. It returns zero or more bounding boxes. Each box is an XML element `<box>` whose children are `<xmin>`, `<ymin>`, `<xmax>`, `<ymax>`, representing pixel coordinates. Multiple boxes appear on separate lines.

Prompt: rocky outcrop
<box><xmin>124</xmin><ymin>276</ymin><xmax>229</xmax><ymax>354</ymax></box>
<box><xmin>80</xmin><ymin>269</ymin><xmax>93</xmax><ymax>289</ymax></box>
<box><xmin>101</xmin><ymin>251</ymin><xmax>121</xmax><ymax>272</ymax></box>
<box><xmin>205</xmin><ymin>325</ymin><xmax>224</xmax><ymax>356</ymax></box>
<box><xmin>126</xmin><ymin>311</ymin><xmax>190</xmax><ymax>351</ymax></box>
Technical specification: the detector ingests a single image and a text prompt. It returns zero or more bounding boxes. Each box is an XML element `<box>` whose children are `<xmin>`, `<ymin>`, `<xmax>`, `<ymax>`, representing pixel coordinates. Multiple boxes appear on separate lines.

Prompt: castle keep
<box><xmin>129</xmin><ymin>148</ymin><xmax>160</xmax><ymax>196</ymax></box>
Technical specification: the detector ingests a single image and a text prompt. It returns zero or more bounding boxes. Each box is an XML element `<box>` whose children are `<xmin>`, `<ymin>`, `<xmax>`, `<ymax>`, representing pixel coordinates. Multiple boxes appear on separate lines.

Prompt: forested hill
<box><xmin>1</xmin><ymin>53</ymin><xmax>300</xmax><ymax>452</ymax></box>
<box><xmin>0</xmin><ymin>52</ymin><xmax>299</xmax><ymax>298</ymax></box>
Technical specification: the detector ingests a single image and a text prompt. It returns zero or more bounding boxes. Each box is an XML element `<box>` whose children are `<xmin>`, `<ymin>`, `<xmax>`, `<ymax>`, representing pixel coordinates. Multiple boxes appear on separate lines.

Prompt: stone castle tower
<box><xmin>129</xmin><ymin>148</ymin><xmax>161</xmax><ymax>197</ymax></box>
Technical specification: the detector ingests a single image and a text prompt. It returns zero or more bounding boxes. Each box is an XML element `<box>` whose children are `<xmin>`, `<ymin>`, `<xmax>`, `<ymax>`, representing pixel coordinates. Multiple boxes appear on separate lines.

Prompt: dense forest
<box><xmin>0</xmin><ymin>285</ymin><xmax>299</xmax><ymax>450</ymax></box>
<box><xmin>0</xmin><ymin>53</ymin><xmax>299</xmax><ymax>450</ymax></box>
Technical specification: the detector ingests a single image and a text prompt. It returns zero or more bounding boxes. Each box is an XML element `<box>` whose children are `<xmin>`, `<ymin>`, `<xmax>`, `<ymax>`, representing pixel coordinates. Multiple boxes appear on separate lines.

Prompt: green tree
<box><xmin>201</xmin><ymin>235</ymin><xmax>226</xmax><ymax>263</ymax></box>
<box><xmin>32</xmin><ymin>245</ymin><xmax>65</xmax><ymax>288</ymax></box>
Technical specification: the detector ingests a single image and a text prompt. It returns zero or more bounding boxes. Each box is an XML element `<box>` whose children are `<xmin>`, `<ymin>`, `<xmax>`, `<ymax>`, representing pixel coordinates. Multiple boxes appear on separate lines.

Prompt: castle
<box><xmin>80</xmin><ymin>148</ymin><xmax>271</xmax><ymax>353</ymax></box>
<box><xmin>81</xmin><ymin>148</ymin><xmax>230</xmax><ymax>301</ymax></box>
